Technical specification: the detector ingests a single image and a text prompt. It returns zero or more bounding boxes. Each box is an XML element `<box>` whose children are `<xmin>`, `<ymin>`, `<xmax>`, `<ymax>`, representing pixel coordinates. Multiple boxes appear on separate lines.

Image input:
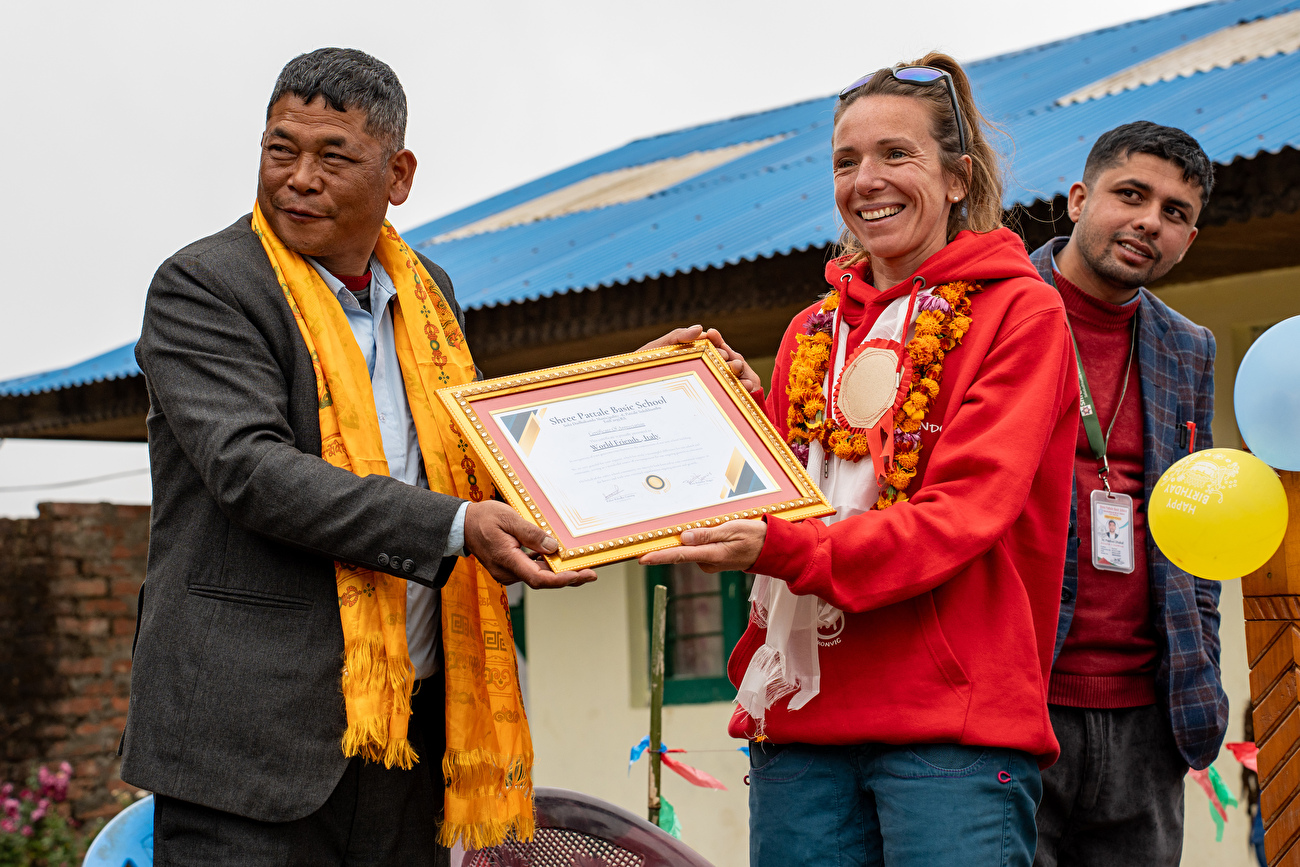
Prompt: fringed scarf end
<box><xmin>437</xmin><ymin>810</ymin><xmax>537</xmax><ymax>850</ymax></box>
<box><xmin>443</xmin><ymin>748</ymin><xmax>535</xmax><ymax>798</ymax></box>
<box><xmin>341</xmin><ymin>639</ymin><xmax>415</xmax><ymax>700</ymax></box>
<box><xmin>342</xmin><ymin>718</ymin><xmax>419</xmax><ymax>769</ymax></box>
<box><xmin>341</xmin><ymin>634</ymin><xmax>390</xmax><ymax>693</ymax></box>
<box><xmin>383</xmin><ymin>736</ymin><xmax>418</xmax><ymax>771</ymax></box>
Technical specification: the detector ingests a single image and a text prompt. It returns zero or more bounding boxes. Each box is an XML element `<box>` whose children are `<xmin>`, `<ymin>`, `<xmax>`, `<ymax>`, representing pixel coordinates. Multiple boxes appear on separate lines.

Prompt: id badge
<box><xmin>1091</xmin><ymin>489</ymin><xmax>1135</xmax><ymax>574</ymax></box>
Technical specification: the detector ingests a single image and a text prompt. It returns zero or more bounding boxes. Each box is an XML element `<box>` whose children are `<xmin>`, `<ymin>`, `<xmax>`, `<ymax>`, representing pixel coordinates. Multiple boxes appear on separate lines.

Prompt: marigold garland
<box><xmin>787</xmin><ymin>278</ymin><xmax>981</xmax><ymax>509</ymax></box>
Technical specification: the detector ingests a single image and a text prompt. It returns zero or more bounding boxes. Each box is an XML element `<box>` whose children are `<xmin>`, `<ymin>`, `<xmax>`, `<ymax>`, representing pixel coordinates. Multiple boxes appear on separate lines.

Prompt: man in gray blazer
<box><xmin>121</xmin><ymin>48</ymin><xmax>596</xmax><ymax>866</ymax></box>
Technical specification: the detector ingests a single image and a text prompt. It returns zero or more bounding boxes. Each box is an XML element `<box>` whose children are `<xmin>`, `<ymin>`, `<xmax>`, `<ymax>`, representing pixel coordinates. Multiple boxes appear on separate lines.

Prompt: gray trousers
<box><xmin>154</xmin><ymin>675</ymin><xmax>450</xmax><ymax>867</ymax></box>
<box><xmin>1034</xmin><ymin>704</ymin><xmax>1187</xmax><ymax>867</ymax></box>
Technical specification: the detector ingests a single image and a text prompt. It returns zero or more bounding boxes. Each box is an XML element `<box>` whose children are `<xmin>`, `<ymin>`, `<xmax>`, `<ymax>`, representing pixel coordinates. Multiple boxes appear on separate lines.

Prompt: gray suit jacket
<box><xmin>121</xmin><ymin>215</ymin><xmax>467</xmax><ymax>821</ymax></box>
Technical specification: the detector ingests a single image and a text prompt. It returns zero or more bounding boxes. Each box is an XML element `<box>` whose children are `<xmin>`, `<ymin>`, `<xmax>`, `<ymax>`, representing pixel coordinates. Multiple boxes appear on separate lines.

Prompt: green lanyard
<box><xmin>1066</xmin><ymin>318</ymin><xmax>1136</xmax><ymax>494</ymax></box>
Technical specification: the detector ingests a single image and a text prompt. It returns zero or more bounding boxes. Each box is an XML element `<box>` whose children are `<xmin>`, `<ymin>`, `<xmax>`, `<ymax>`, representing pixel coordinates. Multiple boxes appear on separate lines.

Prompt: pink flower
<box><xmin>30</xmin><ymin>807</ymin><xmax>45</xmax><ymax>822</ymax></box>
<box><xmin>917</xmin><ymin>294</ymin><xmax>952</xmax><ymax>315</ymax></box>
<box><xmin>0</xmin><ymin>784</ymin><xmax>11</xmax><ymax>798</ymax></box>
<box><xmin>19</xmin><ymin>790</ymin><xmax>32</xmax><ymax>802</ymax></box>
<box><xmin>3</xmin><ymin>799</ymin><xmax>18</xmax><ymax>819</ymax></box>
<box><xmin>894</xmin><ymin>429</ymin><xmax>921</xmax><ymax>450</ymax></box>
<box><xmin>0</xmin><ymin>817</ymin><xmax>15</xmax><ymax>833</ymax></box>
<box><xmin>804</xmin><ymin>310</ymin><xmax>835</xmax><ymax>336</ymax></box>
<box><xmin>20</xmin><ymin>825</ymin><xmax>33</xmax><ymax>837</ymax></box>
<box><xmin>38</xmin><ymin>764</ymin><xmax>73</xmax><ymax>802</ymax></box>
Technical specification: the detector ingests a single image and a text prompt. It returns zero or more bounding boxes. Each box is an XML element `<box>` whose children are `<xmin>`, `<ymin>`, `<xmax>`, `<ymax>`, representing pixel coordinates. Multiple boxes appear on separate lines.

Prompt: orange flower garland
<box><xmin>787</xmin><ymin>279</ymin><xmax>981</xmax><ymax>509</ymax></box>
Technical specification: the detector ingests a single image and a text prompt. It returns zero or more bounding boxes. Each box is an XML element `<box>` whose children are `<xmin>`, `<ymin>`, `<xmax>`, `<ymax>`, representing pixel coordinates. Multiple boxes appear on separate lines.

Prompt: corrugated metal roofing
<box><xmin>0</xmin><ymin>342</ymin><xmax>139</xmax><ymax>397</ymax></box>
<box><xmin>5</xmin><ymin>0</ymin><xmax>1299</xmax><ymax>397</ymax></box>
<box><xmin>403</xmin><ymin>0</ymin><xmax>1300</xmax><ymax>311</ymax></box>
<box><xmin>1009</xmin><ymin>48</ymin><xmax>1300</xmax><ymax>202</ymax></box>
<box><xmin>431</xmin><ymin>136</ymin><xmax>786</xmax><ymax>243</ymax></box>
<box><xmin>1059</xmin><ymin>7</ymin><xmax>1300</xmax><ymax>104</ymax></box>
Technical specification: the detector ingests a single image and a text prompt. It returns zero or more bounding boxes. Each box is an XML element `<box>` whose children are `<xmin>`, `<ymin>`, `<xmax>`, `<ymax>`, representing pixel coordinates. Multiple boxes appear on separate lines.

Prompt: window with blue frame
<box><xmin>644</xmin><ymin>563</ymin><xmax>753</xmax><ymax>704</ymax></box>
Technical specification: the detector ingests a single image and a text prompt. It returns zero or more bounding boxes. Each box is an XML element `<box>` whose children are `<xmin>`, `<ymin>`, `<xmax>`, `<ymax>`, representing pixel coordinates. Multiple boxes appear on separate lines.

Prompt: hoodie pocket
<box><xmin>914</xmin><ymin>592</ymin><xmax>971</xmax><ymax>699</ymax></box>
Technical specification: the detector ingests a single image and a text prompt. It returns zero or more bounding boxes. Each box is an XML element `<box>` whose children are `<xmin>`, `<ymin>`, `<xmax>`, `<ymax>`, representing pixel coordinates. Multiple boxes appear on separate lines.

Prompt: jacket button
<box><xmin>403</xmin><ymin>560</ymin><xmax>415</xmax><ymax>573</ymax></box>
<box><xmin>378</xmin><ymin>554</ymin><xmax>390</xmax><ymax>566</ymax></box>
<box><xmin>1061</xmin><ymin>587</ymin><xmax>1074</xmax><ymax>603</ymax></box>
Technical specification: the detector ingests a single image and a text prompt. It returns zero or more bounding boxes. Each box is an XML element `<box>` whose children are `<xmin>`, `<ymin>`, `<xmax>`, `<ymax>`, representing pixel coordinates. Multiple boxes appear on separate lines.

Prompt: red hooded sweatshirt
<box><xmin>728</xmin><ymin>228</ymin><xmax>1079</xmax><ymax>767</ymax></box>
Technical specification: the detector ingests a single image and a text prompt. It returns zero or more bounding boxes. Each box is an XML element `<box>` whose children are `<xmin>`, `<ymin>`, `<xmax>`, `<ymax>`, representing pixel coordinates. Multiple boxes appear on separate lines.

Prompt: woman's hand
<box><xmin>638</xmin><ymin>519</ymin><xmax>767</xmax><ymax>573</ymax></box>
<box><xmin>638</xmin><ymin>324</ymin><xmax>762</xmax><ymax>394</ymax></box>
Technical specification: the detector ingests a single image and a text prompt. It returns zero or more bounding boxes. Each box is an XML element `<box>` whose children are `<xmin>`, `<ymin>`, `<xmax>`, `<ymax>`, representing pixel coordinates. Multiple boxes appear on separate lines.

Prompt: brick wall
<box><xmin>0</xmin><ymin>502</ymin><xmax>149</xmax><ymax>820</ymax></box>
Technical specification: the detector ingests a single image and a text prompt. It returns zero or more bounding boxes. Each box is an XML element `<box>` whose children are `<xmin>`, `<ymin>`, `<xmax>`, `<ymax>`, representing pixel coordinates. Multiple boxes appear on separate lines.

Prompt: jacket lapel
<box><xmin>1137</xmin><ymin>289</ymin><xmax>1178</xmax><ymax>506</ymax></box>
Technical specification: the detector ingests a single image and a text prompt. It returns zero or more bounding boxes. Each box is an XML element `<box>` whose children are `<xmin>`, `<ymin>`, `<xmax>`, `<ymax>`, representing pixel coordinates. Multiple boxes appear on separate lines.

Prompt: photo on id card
<box><xmin>1090</xmin><ymin>489</ymin><xmax>1135</xmax><ymax>573</ymax></box>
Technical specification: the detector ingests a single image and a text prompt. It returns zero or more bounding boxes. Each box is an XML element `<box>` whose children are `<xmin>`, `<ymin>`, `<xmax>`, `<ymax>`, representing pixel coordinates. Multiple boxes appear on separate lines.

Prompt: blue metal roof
<box><xmin>0</xmin><ymin>341</ymin><xmax>140</xmax><ymax>397</ymax></box>
<box><xmin>5</xmin><ymin>0</ymin><xmax>1298</xmax><ymax>397</ymax></box>
<box><xmin>406</xmin><ymin>0</ymin><xmax>1300</xmax><ymax>309</ymax></box>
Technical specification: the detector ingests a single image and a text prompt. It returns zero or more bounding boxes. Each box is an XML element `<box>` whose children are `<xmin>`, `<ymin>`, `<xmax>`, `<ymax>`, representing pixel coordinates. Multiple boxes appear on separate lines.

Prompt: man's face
<box><xmin>256</xmin><ymin>95</ymin><xmax>414</xmax><ymax>273</ymax></box>
<box><xmin>1068</xmin><ymin>152</ymin><xmax>1202</xmax><ymax>291</ymax></box>
<box><xmin>1108</xmin><ymin>521</ymin><xmax>1117</xmax><ymax>533</ymax></box>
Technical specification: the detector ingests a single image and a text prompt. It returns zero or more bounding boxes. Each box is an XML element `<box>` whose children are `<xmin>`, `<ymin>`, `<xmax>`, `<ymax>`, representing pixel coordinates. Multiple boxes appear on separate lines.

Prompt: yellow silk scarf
<box><xmin>251</xmin><ymin>204</ymin><xmax>534</xmax><ymax>848</ymax></box>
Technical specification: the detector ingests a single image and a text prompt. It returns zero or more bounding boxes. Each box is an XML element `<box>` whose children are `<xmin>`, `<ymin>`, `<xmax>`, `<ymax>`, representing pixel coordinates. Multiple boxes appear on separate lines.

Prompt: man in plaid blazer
<box><xmin>1029</xmin><ymin>122</ymin><xmax>1228</xmax><ymax>867</ymax></box>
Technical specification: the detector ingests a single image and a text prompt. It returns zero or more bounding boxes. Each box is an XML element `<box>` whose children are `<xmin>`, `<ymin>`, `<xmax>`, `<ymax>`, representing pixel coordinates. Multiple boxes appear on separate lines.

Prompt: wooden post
<box><xmin>1244</xmin><ymin>470</ymin><xmax>1300</xmax><ymax>866</ymax></box>
<box><xmin>648</xmin><ymin>583</ymin><xmax>667</xmax><ymax>826</ymax></box>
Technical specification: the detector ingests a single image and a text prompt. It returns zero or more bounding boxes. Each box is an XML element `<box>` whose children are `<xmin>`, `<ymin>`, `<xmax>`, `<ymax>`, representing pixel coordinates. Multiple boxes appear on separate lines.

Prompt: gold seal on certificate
<box><xmin>438</xmin><ymin>340</ymin><xmax>834</xmax><ymax>571</ymax></box>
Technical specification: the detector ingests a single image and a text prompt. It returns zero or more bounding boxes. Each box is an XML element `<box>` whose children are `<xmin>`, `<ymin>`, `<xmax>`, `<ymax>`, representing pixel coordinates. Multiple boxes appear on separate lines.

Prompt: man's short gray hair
<box><xmin>267</xmin><ymin>48</ymin><xmax>408</xmax><ymax>153</ymax></box>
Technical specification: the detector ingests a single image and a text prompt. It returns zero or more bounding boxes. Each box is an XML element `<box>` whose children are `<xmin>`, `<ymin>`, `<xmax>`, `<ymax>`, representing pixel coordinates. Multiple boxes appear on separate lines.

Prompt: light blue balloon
<box><xmin>1235</xmin><ymin>315</ymin><xmax>1300</xmax><ymax>471</ymax></box>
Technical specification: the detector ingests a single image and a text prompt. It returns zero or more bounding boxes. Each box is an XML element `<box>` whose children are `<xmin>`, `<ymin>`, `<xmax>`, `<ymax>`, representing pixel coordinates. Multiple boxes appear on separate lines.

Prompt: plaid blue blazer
<box><xmin>1031</xmin><ymin>238</ymin><xmax>1229</xmax><ymax>770</ymax></box>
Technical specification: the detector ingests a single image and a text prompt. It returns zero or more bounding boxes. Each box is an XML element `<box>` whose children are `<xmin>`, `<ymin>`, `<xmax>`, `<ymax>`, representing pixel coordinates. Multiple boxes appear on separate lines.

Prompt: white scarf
<box><xmin>736</xmin><ymin>282</ymin><xmax>933</xmax><ymax>731</ymax></box>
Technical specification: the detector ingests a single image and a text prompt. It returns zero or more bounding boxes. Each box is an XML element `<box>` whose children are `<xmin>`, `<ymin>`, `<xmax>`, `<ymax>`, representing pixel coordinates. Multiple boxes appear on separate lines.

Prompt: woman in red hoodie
<box><xmin>642</xmin><ymin>53</ymin><xmax>1079</xmax><ymax>866</ymax></box>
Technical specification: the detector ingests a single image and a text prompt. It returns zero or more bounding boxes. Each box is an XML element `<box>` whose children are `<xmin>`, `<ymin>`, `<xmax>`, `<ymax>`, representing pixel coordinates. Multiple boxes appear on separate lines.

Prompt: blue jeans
<box><xmin>748</xmin><ymin>742</ymin><xmax>1042</xmax><ymax>867</ymax></box>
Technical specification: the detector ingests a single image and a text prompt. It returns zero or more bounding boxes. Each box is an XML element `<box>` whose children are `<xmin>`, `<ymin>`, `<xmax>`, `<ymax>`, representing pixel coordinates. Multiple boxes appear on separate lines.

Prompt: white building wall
<box><xmin>525</xmin><ymin>561</ymin><xmax>751</xmax><ymax>867</ymax></box>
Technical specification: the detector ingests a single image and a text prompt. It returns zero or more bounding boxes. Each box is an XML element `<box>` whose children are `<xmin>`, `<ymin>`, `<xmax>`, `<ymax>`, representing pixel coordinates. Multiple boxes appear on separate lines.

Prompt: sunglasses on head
<box><xmin>838</xmin><ymin>65</ymin><xmax>968</xmax><ymax>156</ymax></box>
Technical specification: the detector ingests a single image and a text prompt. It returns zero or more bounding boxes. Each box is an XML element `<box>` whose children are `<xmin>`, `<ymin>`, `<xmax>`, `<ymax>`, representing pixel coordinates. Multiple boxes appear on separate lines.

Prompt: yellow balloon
<box><xmin>1148</xmin><ymin>449</ymin><xmax>1288</xmax><ymax>580</ymax></box>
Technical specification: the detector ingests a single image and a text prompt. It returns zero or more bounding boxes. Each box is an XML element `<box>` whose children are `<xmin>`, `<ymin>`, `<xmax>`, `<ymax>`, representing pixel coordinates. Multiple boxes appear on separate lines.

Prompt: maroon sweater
<box><xmin>1050</xmin><ymin>270</ymin><xmax>1157</xmax><ymax>708</ymax></box>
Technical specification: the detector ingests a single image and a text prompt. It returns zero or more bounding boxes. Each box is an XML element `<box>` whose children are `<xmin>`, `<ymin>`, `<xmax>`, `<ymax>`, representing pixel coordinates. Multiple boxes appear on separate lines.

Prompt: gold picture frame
<box><xmin>437</xmin><ymin>340</ymin><xmax>834</xmax><ymax>573</ymax></box>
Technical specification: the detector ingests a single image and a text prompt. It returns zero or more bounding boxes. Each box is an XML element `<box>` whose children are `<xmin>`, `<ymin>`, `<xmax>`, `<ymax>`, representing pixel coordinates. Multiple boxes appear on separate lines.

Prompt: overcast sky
<box><xmin>0</xmin><ymin>0</ymin><xmax>1194</xmax><ymax>516</ymax></box>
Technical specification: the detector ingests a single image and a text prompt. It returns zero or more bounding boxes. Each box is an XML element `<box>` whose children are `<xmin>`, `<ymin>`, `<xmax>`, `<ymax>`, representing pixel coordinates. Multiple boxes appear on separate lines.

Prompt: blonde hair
<box><xmin>833</xmin><ymin>51</ymin><xmax>1004</xmax><ymax>265</ymax></box>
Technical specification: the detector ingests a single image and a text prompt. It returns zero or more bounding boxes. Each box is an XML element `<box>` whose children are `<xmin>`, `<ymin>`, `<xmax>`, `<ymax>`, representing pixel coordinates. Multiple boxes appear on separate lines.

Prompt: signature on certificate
<box><xmin>603</xmin><ymin>485</ymin><xmax>635</xmax><ymax>503</ymax></box>
<box><xmin>683</xmin><ymin>472</ymin><xmax>714</xmax><ymax>487</ymax></box>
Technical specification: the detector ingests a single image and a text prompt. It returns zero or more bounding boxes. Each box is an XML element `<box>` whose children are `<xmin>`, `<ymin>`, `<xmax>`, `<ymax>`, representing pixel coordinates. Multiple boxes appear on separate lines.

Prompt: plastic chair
<box><xmin>82</xmin><ymin>793</ymin><xmax>154</xmax><ymax>867</ymax></box>
<box><xmin>450</xmin><ymin>787</ymin><xmax>715</xmax><ymax>867</ymax></box>
<box><xmin>82</xmin><ymin>787</ymin><xmax>714</xmax><ymax>867</ymax></box>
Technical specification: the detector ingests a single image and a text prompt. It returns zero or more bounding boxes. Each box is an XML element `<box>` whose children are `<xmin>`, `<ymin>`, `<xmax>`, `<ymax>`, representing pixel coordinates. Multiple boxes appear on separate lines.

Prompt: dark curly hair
<box><xmin>1082</xmin><ymin>121</ymin><xmax>1213</xmax><ymax>208</ymax></box>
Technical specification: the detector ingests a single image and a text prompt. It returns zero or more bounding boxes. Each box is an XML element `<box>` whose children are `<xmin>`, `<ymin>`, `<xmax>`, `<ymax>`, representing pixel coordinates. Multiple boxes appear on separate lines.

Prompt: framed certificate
<box><xmin>437</xmin><ymin>340</ymin><xmax>834</xmax><ymax>572</ymax></box>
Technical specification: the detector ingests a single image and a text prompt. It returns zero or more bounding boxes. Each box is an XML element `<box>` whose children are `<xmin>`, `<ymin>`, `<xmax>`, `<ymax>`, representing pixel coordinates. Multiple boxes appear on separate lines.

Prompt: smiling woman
<box><xmin>830</xmin><ymin>54</ymin><xmax>1005</xmax><ymax>288</ymax></box>
<box><xmin>641</xmin><ymin>51</ymin><xmax>1082</xmax><ymax>867</ymax></box>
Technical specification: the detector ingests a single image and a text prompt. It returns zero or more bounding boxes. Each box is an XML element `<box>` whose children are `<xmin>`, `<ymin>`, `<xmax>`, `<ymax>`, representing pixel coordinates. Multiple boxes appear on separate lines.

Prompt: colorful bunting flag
<box><xmin>660</xmin><ymin>751</ymin><xmax>727</xmax><ymax>790</ymax></box>
<box><xmin>627</xmin><ymin>739</ymin><xmax>733</xmax><ymax>789</ymax></box>
<box><xmin>658</xmin><ymin>796</ymin><xmax>682</xmax><ymax>840</ymax></box>
<box><xmin>1225</xmin><ymin>742</ymin><xmax>1258</xmax><ymax>773</ymax></box>
<box><xmin>1189</xmin><ymin>766</ymin><xmax>1239</xmax><ymax>842</ymax></box>
<box><xmin>628</xmin><ymin>736</ymin><xmax>665</xmax><ymax>774</ymax></box>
